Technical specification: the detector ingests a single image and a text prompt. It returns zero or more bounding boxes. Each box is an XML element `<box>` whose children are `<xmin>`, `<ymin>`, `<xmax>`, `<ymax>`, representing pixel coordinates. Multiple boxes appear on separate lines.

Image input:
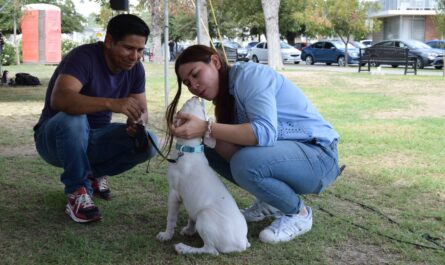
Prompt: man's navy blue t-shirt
<box><xmin>35</xmin><ymin>42</ymin><xmax>146</xmax><ymax>129</ymax></box>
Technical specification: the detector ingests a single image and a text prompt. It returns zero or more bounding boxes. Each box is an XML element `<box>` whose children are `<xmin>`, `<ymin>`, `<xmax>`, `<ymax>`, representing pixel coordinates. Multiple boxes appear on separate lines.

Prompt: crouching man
<box><xmin>33</xmin><ymin>14</ymin><xmax>157</xmax><ymax>223</ymax></box>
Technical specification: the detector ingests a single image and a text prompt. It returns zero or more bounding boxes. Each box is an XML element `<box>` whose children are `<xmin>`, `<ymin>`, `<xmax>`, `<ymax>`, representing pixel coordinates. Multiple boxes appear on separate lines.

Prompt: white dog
<box><xmin>156</xmin><ymin>96</ymin><xmax>250</xmax><ymax>255</ymax></box>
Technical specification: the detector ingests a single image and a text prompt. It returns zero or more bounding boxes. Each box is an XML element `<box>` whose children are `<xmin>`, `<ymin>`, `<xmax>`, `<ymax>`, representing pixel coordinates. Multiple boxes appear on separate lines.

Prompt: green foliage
<box><xmin>61</xmin><ymin>39</ymin><xmax>78</xmax><ymax>58</ymax></box>
<box><xmin>433</xmin><ymin>0</ymin><xmax>445</xmax><ymax>38</ymax></box>
<box><xmin>1</xmin><ymin>42</ymin><xmax>17</xmax><ymax>66</ymax></box>
<box><xmin>326</xmin><ymin>0</ymin><xmax>381</xmax><ymax>41</ymax></box>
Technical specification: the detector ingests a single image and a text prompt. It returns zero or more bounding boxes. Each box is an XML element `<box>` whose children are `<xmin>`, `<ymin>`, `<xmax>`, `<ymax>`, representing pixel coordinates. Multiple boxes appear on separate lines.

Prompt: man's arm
<box><xmin>50</xmin><ymin>74</ymin><xmax>144</xmax><ymax>122</ymax></box>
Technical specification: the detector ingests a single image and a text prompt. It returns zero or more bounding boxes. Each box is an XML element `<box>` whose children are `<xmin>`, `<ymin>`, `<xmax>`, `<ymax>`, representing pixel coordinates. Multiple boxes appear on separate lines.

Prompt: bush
<box><xmin>1</xmin><ymin>42</ymin><xmax>18</xmax><ymax>66</ymax></box>
<box><xmin>62</xmin><ymin>39</ymin><xmax>79</xmax><ymax>58</ymax></box>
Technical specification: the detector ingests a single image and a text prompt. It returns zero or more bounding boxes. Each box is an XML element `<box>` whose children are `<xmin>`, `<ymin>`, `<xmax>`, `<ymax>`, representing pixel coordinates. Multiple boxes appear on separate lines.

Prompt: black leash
<box><xmin>309</xmin><ymin>196</ymin><xmax>445</xmax><ymax>252</ymax></box>
<box><xmin>133</xmin><ymin>124</ymin><xmax>178</xmax><ymax>173</ymax></box>
<box><xmin>303</xmin><ymin>165</ymin><xmax>445</xmax><ymax>253</ymax></box>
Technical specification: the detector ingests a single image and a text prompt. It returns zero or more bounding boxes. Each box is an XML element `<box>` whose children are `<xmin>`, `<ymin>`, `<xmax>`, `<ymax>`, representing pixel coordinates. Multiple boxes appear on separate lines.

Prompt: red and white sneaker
<box><xmin>65</xmin><ymin>187</ymin><xmax>102</xmax><ymax>223</ymax></box>
<box><xmin>89</xmin><ymin>175</ymin><xmax>112</xmax><ymax>200</ymax></box>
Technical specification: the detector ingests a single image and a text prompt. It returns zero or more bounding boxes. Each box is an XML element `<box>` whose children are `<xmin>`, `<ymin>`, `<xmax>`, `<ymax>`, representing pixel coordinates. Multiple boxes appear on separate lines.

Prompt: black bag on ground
<box><xmin>15</xmin><ymin>73</ymin><xmax>41</xmax><ymax>86</ymax></box>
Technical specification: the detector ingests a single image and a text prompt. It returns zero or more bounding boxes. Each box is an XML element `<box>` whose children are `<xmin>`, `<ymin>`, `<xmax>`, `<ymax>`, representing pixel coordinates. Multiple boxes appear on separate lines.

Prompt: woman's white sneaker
<box><xmin>259</xmin><ymin>206</ymin><xmax>312</xmax><ymax>244</ymax></box>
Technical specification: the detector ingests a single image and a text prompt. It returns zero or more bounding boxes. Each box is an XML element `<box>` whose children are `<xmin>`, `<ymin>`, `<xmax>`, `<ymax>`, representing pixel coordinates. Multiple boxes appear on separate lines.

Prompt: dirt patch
<box><xmin>1</xmin><ymin>145</ymin><xmax>37</xmax><ymax>157</ymax></box>
<box><xmin>376</xmin><ymin>94</ymin><xmax>445</xmax><ymax>119</ymax></box>
<box><xmin>325</xmin><ymin>239</ymin><xmax>404</xmax><ymax>265</ymax></box>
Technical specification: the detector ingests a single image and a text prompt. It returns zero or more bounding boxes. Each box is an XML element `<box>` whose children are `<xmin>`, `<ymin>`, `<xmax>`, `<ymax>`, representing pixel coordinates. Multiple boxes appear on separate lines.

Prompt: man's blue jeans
<box><xmin>205</xmin><ymin>140</ymin><xmax>340</xmax><ymax>215</ymax></box>
<box><xmin>34</xmin><ymin>112</ymin><xmax>158</xmax><ymax>195</ymax></box>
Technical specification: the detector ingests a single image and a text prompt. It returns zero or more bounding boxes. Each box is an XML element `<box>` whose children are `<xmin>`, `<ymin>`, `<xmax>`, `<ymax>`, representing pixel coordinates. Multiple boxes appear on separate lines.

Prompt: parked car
<box><xmin>370</xmin><ymin>39</ymin><xmax>443</xmax><ymax>69</ymax></box>
<box><xmin>350</xmin><ymin>41</ymin><xmax>366</xmax><ymax>49</ymax></box>
<box><xmin>213</xmin><ymin>41</ymin><xmax>248</xmax><ymax>62</ymax></box>
<box><xmin>294</xmin><ymin>42</ymin><xmax>308</xmax><ymax>51</ymax></box>
<box><xmin>245</xmin><ymin>41</ymin><xmax>259</xmax><ymax>51</ymax></box>
<box><xmin>300</xmin><ymin>40</ymin><xmax>360</xmax><ymax>66</ymax></box>
<box><xmin>248</xmin><ymin>42</ymin><xmax>301</xmax><ymax>64</ymax></box>
<box><xmin>425</xmin><ymin>39</ymin><xmax>445</xmax><ymax>50</ymax></box>
<box><xmin>360</xmin><ymin>39</ymin><xmax>373</xmax><ymax>47</ymax></box>
<box><xmin>425</xmin><ymin>40</ymin><xmax>445</xmax><ymax>69</ymax></box>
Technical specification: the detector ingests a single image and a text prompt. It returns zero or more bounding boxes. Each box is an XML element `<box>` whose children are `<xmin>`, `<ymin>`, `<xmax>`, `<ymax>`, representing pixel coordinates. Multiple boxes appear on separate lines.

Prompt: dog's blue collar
<box><xmin>176</xmin><ymin>143</ymin><xmax>204</xmax><ymax>153</ymax></box>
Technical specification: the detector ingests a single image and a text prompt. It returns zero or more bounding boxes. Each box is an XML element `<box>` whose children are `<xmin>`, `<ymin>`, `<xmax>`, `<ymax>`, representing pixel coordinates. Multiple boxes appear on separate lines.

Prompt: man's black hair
<box><xmin>106</xmin><ymin>14</ymin><xmax>150</xmax><ymax>43</ymax></box>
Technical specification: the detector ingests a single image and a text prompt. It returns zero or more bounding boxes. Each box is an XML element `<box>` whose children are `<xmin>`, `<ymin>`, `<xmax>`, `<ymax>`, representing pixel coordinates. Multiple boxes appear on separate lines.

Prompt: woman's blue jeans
<box><xmin>34</xmin><ymin>112</ymin><xmax>158</xmax><ymax>195</ymax></box>
<box><xmin>205</xmin><ymin>140</ymin><xmax>340</xmax><ymax>215</ymax></box>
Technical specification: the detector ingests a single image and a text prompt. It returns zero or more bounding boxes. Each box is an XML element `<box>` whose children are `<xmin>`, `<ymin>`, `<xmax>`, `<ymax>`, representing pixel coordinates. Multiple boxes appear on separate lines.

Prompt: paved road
<box><xmin>282</xmin><ymin>63</ymin><xmax>445</xmax><ymax>76</ymax></box>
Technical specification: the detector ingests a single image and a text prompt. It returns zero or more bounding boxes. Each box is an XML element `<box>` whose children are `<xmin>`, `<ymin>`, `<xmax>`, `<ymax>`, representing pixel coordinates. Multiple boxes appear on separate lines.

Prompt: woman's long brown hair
<box><xmin>163</xmin><ymin>44</ymin><xmax>234</xmax><ymax>155</ymax></box>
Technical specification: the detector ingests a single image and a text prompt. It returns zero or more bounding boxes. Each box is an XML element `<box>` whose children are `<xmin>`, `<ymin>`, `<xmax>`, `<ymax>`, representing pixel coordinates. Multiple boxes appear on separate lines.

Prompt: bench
<box><xmin>358</xmin><ymin>47</ymin><xmax>417</xmax><ymax>75</ymax></box>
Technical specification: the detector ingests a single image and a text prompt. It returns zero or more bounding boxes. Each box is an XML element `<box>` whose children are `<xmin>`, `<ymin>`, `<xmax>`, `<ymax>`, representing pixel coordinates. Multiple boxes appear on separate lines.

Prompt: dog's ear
<box><xmin>203</xmin><ymin>135</ymin><xmax>216</xmax><ymax>148</ymax></box>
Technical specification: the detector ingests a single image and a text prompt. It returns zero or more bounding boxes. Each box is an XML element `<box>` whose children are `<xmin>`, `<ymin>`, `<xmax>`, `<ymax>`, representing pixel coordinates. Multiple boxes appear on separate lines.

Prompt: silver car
<box><xmin>248</xmin><ymin>42</ymin><xmax>301</xmax><ymax>64</ymax></box>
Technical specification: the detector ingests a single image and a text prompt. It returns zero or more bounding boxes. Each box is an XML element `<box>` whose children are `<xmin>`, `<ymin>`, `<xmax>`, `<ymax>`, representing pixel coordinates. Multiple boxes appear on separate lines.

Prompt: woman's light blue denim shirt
<box><xmin>228</xmin><ymin>62</ymin><xmax>339</xmax><ymax>147</ymax></box>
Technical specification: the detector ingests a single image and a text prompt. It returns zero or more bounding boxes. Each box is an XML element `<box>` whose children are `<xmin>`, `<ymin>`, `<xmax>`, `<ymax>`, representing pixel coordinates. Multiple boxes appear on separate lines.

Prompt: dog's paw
<box><xmin>180</xmin><ymin>226</ymin><xmax>196</xmax><ymax>236</ymax></box>
<box><xmin>156</xmin><ymin>231</ymin><xmax>174</xmax><ymax>241</ymax></box>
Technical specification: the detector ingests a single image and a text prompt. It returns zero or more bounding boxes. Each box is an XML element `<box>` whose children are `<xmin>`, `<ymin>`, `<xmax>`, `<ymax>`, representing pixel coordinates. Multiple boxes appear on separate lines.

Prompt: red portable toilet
<box><xmin>21</xmin><ymin>3</ymin><xmax>61</xmax><ymax>64</ymax></box>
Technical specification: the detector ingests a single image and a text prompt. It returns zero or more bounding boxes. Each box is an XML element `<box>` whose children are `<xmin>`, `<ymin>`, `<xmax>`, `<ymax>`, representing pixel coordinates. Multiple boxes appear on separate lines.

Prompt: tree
<box><xmin>261</xmin><ymin>0</ymin><xmax>282</xmax><ymax>69</ymax></box>
<box><xmin>279</xmin><ymin>0</ymin><xmax>306</xmax><ymax>45</ymax></box>
<box><xmin>197</xmin><ymin>0</ymin><xmax>210</xmax><ymax>45</ymax></box>
<box><xmin>432</xmin><ymin>0</ymin><xmax>445</xmax><ymax>75</ymax></box>
<box><xmin>149</xmin><ymin>0</ymin><xmax>163</xmax><ymax>63</ymax></box>
<box><xmin>325</xmin><ymin>0</ymin><xmax>380</xmax><ymax>66</ymax></box>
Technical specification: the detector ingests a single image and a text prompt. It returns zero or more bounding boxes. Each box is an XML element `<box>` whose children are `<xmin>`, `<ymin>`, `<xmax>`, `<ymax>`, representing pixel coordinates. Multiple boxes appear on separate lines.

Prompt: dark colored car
<box><xmin>425</xmin><ymin>40</ymin><xmax>445</xmax><ymax>50</ymax></box>
<box><xmin>370</xmin><ymin>39</ymin><xmax>443</xmax><ymax>69</ymax></box>
<box><xmin>300</xmin><ymin>40</ymin><xmax>360</xmax><ymax>66</ymax></box>
<box><xmin>213</xmin><ymin>41</ymin><xmax>248</xmax><ymax>62</ymax></box>
<box><xmin>425</xmin><ymin>40</ymin><xmax>445</xmax><ymax>69</ymax></box>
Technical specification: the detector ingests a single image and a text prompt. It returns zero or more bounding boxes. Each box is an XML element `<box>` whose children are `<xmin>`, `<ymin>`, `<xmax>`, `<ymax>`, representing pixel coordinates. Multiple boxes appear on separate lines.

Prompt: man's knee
<box><xmin>51</xmin><ymin>113</ymin><xmax>89</xmax><ymax>137</ymax></box>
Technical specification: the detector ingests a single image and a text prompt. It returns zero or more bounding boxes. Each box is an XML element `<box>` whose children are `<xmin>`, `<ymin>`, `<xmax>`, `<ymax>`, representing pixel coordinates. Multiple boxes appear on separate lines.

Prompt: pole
<box><xmin>13</xmin><ymin>1</ymin><xmax>19</xmax><ymax>65</ymax></box>
<box><xmin>164</xmin><ymin>0</ymin><xmax>169</xmax><ymax>107</ymax></box>
<box><xmin>196</xmin><ymin>0</ymin><xmax>201</xmax><ymax>44</ymax></box>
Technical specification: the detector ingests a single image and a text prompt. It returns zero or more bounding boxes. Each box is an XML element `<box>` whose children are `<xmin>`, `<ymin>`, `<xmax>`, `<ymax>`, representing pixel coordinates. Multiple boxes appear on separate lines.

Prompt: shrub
<box><xmin>1</xmin><ymin>42</ymin><xmax>18</xmax><ymax>66</ymax></box>
<box><xmin>62</xmin><ymin>39</ymin><xmax>78</xmax><ymax>58</ymax></box>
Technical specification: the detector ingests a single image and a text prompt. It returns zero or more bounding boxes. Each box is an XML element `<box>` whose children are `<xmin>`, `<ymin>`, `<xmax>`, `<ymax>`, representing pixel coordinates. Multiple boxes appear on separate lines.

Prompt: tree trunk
<box><xmin>286</xmin><ymin>32</ymin><xmax>297</xmax><ymax>46</ymax></box>
<box><xmin>198</xmin><ymin>0</ymin><xmax>210</xmax><ymax>45</ymax></box>
<box><xmin>150</xmin><ymin>0</ymin><xmax>163</xmax><ymax>64</ymax></box>
<box><xmin>261</xmin><ymin>0</ymin><xmax>282</xmax><ymax>70</ymax></box>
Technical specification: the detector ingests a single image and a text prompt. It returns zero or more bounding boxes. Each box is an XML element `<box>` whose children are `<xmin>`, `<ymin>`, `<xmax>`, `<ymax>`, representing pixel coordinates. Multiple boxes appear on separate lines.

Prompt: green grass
<box><xmin>0</xmin><ymin>63</ymin><xmax>444</xmax><ymax>264</ymax></box>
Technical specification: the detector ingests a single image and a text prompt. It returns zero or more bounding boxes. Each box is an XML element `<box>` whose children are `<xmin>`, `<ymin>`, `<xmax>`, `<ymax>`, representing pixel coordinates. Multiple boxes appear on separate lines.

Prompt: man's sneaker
<box><xmin>259</xmin><ymin>206</ymin><xmax>312</xmax><ymax>244</ymax></box>
<box><xmin>65</xmin><ymin>187</ymin><xmax>102</xmax><ymax>223</ymax></box>
<box><xmin>89</xmin><ymin>175</ymin><xmax>112</xmax><ymax>200</ymax></box>
<box><xmin>241</xmin><ymin>200</ymin><xmax>282</xmax><ymax>222</ymax></box>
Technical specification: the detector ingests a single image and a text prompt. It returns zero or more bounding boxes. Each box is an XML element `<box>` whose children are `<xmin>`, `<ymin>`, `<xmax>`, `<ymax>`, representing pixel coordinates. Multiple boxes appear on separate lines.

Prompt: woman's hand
<box><xmin>170</xmin><ymin>112</ymin><xmax>207</xmax><ymax>139</ymax></box>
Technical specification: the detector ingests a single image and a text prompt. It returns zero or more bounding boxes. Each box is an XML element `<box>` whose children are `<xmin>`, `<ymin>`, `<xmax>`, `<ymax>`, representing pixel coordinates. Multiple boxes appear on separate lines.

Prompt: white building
<box><xmin>369</xmin><ymin>0</ymin><xmax>441</xmax><ymax>41</ymax></box>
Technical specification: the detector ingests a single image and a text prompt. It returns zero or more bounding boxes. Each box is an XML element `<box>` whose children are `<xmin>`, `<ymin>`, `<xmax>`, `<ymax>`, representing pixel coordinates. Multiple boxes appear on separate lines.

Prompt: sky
<box><xmin>72</xmin><ymin>0</ymin><xmax>101</xmax><ymax>17</ymax></box>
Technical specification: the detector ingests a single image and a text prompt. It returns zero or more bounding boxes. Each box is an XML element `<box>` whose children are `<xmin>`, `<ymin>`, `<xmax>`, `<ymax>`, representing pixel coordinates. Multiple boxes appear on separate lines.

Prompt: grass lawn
<box><xmin>0</xmin><ymin>63</ymin><xmax>444</xmax><ymax>265</ymax></box>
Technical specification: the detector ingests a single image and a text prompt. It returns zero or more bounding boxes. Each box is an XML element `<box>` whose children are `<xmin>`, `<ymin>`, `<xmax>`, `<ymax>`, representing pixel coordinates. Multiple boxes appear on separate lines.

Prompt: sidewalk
<box><xmin>287</xmin><ymin>63</ymin><xmax>445</xmax><ymax>76</ymax></box>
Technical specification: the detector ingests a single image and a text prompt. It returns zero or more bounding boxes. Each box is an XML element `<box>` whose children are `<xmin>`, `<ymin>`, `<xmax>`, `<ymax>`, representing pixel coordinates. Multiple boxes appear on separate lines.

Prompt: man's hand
<box><xmin>126</xmin><ymin>117</ymin><xmax>144</xmax><ymax>137</ymax></box>
<box><xmin>111</xmin><ymin>97</ymin><xmax>145</xmax><ymax>122</ymax></box>
<box><xmin>170</xmin><ymin>112</ymin><xmax>207</xmax><ymax>139</ymax></box>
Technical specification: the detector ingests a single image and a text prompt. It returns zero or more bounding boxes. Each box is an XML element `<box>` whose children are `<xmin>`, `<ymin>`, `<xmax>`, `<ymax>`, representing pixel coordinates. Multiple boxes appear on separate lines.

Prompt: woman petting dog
<box><xmin>167</xmin><ymin>44</ymin><xmax>341</xmax><ymax>244</ymax></box>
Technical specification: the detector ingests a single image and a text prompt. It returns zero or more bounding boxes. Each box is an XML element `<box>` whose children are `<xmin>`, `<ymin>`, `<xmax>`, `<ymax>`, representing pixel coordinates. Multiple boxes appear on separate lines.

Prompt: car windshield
<box><xmin>351</xmin><ymin>41</ymin><xmax>366</xmax><ymax>48</ymax></box>
<box><xmin>404</xmin><ymin>40</ymin><xmax>431</xmax><ymax>49</ymax></box>
<box><xmin>333</xmin><ymin>41</ymin><xmax>356</xmax><ymax>49</ymax></box>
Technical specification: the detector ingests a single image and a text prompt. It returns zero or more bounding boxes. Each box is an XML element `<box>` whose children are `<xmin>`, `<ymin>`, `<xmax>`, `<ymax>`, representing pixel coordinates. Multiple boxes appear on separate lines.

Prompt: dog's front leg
<box><xmin>156</xmin><ymin>190</ymin><xmax>181</xmax><ymax>241</ymax></box>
